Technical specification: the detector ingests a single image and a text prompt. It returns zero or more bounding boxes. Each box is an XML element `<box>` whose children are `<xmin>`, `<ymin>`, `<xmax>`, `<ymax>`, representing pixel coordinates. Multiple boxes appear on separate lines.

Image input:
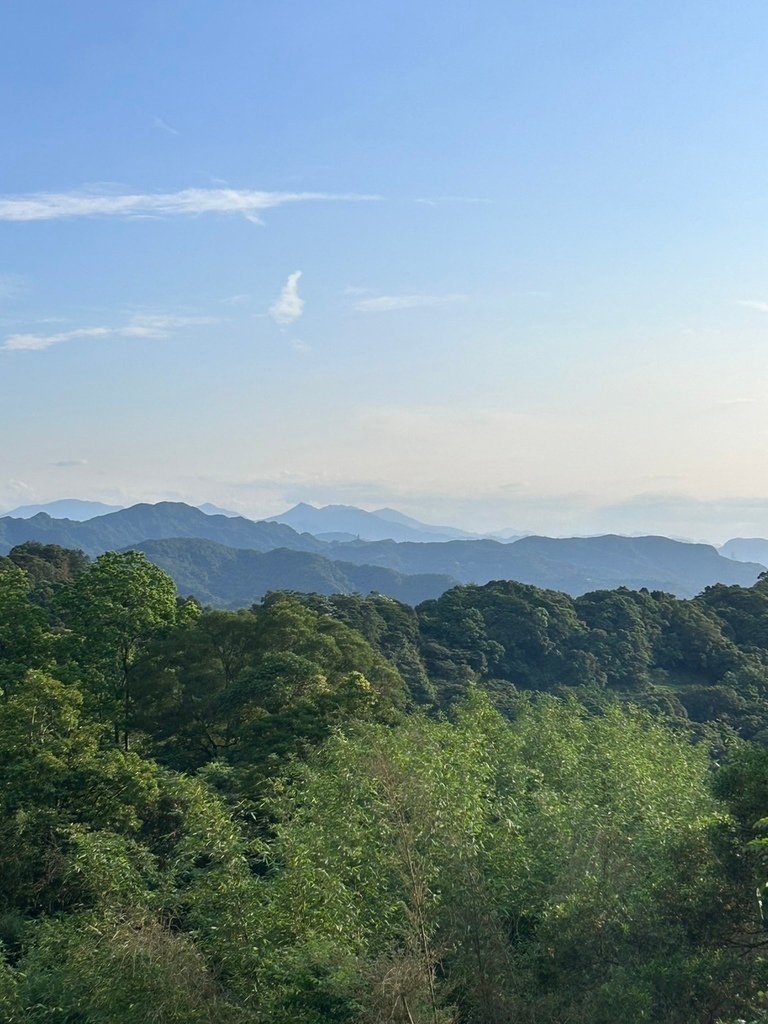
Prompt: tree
<box><xmin>58</xmin><ymin>551</ymin><xmax>183</xmax><ymax>748</ymax></box>
<box><xmin>250</xmin><ymin>693</ymin><xmax>755</xmax><ymax>1023</ymax></box>
<box><xmin>0</xmin><ymin>671</ymin><xmax>160</xmax><ymax>916</ymax></box>
<box><xmin>0</xmin><ymin>559</ymin><xmax>49</xmax><ymax>693</ymax></box>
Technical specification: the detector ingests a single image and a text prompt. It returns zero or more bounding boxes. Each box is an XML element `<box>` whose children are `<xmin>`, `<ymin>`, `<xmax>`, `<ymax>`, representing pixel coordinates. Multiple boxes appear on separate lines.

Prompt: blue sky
<box><xmin>3</xmin><ymin>0</ymin><xmax>768</xmax><ymax>540</ymax></box>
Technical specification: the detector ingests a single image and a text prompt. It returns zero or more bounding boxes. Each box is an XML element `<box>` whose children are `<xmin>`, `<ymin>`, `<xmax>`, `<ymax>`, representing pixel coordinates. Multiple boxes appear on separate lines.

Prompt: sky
<box><xmin>3</xmin><ymin>1</ymin><xmax>768</xmax><ymax>542</ymax></box>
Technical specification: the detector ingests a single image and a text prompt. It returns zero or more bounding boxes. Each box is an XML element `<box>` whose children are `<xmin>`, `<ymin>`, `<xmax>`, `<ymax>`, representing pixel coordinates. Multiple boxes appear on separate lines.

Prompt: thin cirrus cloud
<box><xmin>353</xmin><ymin>293</ymin><xmax>466</xmax><ymax>313</ymax></box>
<box><xmin>269</xmin><ymin>271</ymin><xmax>304</xmax><ymax>326</ymax></box>
<box><xmin>0</xmin><ymin>187</ymin><xmax>380</xmax><ymax>223</ymax></box>
<box><xmin>415</xmin><ymin>196</ymin><xmax>491</xmax><ymax>206</ymax></box>
<box><xmin>153</xmin><ymin>116</ymin><xmax>180</xmax><ymax>136</ymax></box>
<box><xmin>3</xmin><ymin>314</ymin><xmax>216</xmax><ymax>351</ymax></box>
<box><xmin>737</xmin><ymin>299</ymin><xmax>768</xmax><ymax>313</ymax></box>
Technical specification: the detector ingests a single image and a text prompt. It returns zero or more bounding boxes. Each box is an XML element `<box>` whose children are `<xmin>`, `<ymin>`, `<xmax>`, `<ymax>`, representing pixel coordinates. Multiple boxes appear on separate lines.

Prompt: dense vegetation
<box><xmin>4</xmin><ymin>541</ymin><xmax>768</xmax><ymax>1021</ymax></box>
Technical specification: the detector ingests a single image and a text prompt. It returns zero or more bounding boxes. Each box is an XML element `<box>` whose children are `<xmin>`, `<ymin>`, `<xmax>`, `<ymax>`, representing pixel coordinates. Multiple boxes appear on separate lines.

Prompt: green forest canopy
<box><xmin>4</xmin><ymin>543</ymin><xmax>768</xmax><ymax>1022</ymax></box>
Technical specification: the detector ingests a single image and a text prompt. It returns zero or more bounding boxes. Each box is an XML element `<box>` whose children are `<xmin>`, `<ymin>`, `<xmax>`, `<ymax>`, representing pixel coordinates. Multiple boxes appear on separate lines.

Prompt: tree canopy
<box><xmin>2</xmin><ymin>550</ymin><xmax>768</xmax><ymax>1021</ymax></box>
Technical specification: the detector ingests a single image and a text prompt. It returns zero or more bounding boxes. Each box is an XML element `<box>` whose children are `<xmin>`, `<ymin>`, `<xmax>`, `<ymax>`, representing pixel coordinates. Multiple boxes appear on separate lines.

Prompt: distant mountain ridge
<box><xmin>3</xmin><ymin>499</ymin><xmax>242</xmax><ymax>521</ymax></box>
<box><xmin>324</xmin><ymin>533</ymin><xmax>763</xmax><ymax>598</ymax></box>
<box><xmin>1</xmin><ymin>501</ymin><xmax>763</xmax><ymax>603</ymax></box>
<box><xmin>0</xmin><ymin>502</ymin><xmax>322</xmax><ymax>558</ymax></box>
<box><xmin>4</xmin><ymin>499</ymin><xmax>125</xmax><ymax>521</ymax></box>
<box><xmin>371</xmin><ymin>507</ymin><xmax>478</xmax><ymax>540</ymax></box>
<box><xmin>266</xmin><ymin>502</ymin><xmax>478</xmax><ymax>543</ymax></box>
<box><xmin>130</xmin><ymin>538</ymin><xmax>457</xmax><ymax>608</ymax></box>
<box><xmin>720</xmin><ymin>538</ymin><xmax>768</xmax><ymax>565</ymax></box>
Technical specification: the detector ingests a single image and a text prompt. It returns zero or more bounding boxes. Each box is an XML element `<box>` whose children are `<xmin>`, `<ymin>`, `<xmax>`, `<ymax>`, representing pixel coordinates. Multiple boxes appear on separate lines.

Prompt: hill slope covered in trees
<box><xmin>2</xmin><ymin>544</ymin><xmax>768</xmax><ymax>1021</ymax></box>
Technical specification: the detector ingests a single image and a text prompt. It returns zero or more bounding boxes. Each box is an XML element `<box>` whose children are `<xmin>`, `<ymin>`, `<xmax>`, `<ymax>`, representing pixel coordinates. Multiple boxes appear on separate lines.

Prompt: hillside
<box><xmin>328</xmin><ymin>533</ymin><xmax>764</xmax><ymax>597</ymax></box>
<box><xmin>131</xmin><ymin>537</ymin><xmax>458</xmax><ymax>607</ymax></box>
<box><xmin>720</xmin><ymin>537</ymin><xmax>768</xmax><ymax>564</ymax></box>
<box><xmin>0</xmin><ymin>501</ymin><xmax>323</xmax><ymax>558</ymax></box>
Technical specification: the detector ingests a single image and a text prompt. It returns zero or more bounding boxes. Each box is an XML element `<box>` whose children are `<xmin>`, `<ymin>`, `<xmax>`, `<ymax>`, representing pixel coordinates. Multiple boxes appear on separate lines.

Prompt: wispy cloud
<box><xmin>736</xmin><ymin>299</ymin><xmax>768</xmax><ymax>313</ymax></box>
<box><xmin>354</xmin><ymin>293</ymin><xmax>466</xmax><ymax>313</ymax></box>
<box><xmin>3</xmin><ymin>313</ymin><xmax>216</xmax><ymax>351</ymax></box>
<box><xmin>153</xmin><ymin>116</ymin><xmax>180</xmax><ymax>136</ymax></box>
<box><xmin>120</xmin><ymin>313</ymin><xmax>218</xmax><ymax>338</ymax></box>
<box><xmin>0</xmin><ymin>187</ymin><xmax>380</xmax><ymax>223</ymax></box>
<box><xmin>51</xmin><ymin>458</ymin><xmax>88</xmax><ymax>467</ymax></box>
<box><xmin>415</xmin><ymin>196</ymin><xmax>490</xmax><ymax>206</ymax></box>
<box><xmin>270</xmin><ymin>271</ymin><xmax>304</xmax><ymax>326</ymax></box>
<box><xmin>5</xmin><ymin>327</ymin><xmax>112</xmax><ymax>351</ymax></box>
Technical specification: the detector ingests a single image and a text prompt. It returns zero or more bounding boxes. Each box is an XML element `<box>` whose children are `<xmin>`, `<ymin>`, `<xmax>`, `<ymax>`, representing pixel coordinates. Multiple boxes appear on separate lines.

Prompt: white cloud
<box><xmin>153</xmin><ymin>116</ymin><xmax>180</xmax><ymax>136</ymax></box>
<box><xmin>120</xmin><ymin>314</ymin><xmax>218</xmax><ymax>339</ymax></box>
<box><xmin>415</xmin><ymin>196</ymin><xmax>490</xmax><ymax>206</ymax></box>
<box><xmin>0</xmin><ymin>187</ymin><xmax>379</xmax><ymax>223</ymax></box>
<box><xmin>353</xmin><ymin>293</ymin><xmax>466</xmax><ymax>313</ymax></box>
<box><xmin>737</xmin><ymin>299</ymin><xmax>768</xmax><ymax>313</ymax></box>
<box><xmin>5</xmin><ymin>327</ymin><xmax>111</xmax><ymax>351</ymax></box>
<box><xmin>270</xmin><ymin>271</ymin><xmax>304</xmax><ymax>326</ymax></box>
<box><xmin>3</xmin><ymin>314</ymin><xmax>216</xmax><ymax>351</ymax></box>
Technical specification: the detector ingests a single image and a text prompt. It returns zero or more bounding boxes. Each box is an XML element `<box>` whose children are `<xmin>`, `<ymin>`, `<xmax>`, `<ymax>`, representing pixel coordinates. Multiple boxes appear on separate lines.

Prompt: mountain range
<box><xmin>266</xmin><ymin>502</ymin><xmax>486</xmax><ymax>543</ymax></box>
<box><xmin>0</xmin><ymin>502</ymin><xmax>323</xmax><ymax>558</ymax></box>
<box><xmin>131</xmin><ymin>538</ymin><xmax>456</xmax><ymax>607</ymax></box>
<box><xmin>4</xmin><ymin>499</ymin><xmax>125</xmax><ymax>520</ymax></box>
<box><xmin>1</xmin><ymin>500</ymin><xmax>765</xmax><ymax>606</ymax></box>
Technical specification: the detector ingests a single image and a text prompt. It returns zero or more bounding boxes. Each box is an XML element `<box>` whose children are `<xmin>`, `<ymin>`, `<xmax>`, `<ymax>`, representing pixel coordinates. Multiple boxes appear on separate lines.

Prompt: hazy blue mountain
<box><xmin>130</xmin><ymin>537</ymin><xmax>457</xmax><ymax>608</ymax></box>
<box><xmin>326</xmin><ymin>533</ymin><xmax>764</xmax><ymax>598</ymax></box>
<box><xmin>4</xmin><ymin>499</ymin><xmax>124</xmax><ymax>520</ymax></box>
<box><xmin>720</xmin><ymin>538</ymin><xmax>768</xmax><ymax>565</ymax></box>
<box><xmin>372</xmin><ymin>507</ymin><xmax>477</xmax><ymax>539</ymax></box>
<box><xmin>487</xmin><ymin>527</ymin><xmax>526</xmax><ymax>542</ymax></box>
<box><xmin>2</xmin><ymin>500</ymin><xmax>762</xmax><ymax>599</ymax></box>
<box><xmin>197</xmin><ymin>502</ymin><xmax>242</xmax><ymax>518</ymax></box>
<box><xmin>267</xmin><ymin>502</ymin><xmax>467</xmax><ymax>542</ymax></box>
<box><xmin>0</xmin><ymin>502</ymin><xmax>324</xmax><ymax>558</ymax></box>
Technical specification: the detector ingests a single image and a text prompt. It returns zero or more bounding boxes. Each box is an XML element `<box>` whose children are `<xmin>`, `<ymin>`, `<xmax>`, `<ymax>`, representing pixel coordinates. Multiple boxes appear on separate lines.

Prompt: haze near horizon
<box><xmin>3</xmin><ymin>1</ymin><xmax>768</xmax><ymax>543</ymax></box>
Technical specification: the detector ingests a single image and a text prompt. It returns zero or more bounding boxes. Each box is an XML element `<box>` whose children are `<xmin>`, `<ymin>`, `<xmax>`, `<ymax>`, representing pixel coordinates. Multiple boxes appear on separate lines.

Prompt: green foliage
<box><xmin>57</xmin><ymin>551</ymin><xmax>182</xmax><ymax>747</ymax></box>
<box><xmin>249</xmin><ymin>694</ymin><xmax>755</xmax><ymax>1023</ymax></box>
<box><xmin>20</xmin><ymin>910</ymin><xmax>228</xmax><ymax>1024</ymax></box>
<box><xmin>0</xmin><ymin>559</ymin><xmax>49</xmax><ymax>692</ymax></box>
<box><xmin>8</xmin><ymin>541</ymin><xmax>89</xmax><ymax>610</ymax></box>
<box><xmin>5</xmin><ymin>546</ymin><xmax>768</xmax><ymax>1021</ymax></box>
<box><xmin>0</xmin><ymin>670</ymin><xmax>160</xmax><ymax>915</ymax></box>
<box><xmin>136</xmin><ymin>595</ymin><xmax>406</xmax><ymax>786</ymax></box>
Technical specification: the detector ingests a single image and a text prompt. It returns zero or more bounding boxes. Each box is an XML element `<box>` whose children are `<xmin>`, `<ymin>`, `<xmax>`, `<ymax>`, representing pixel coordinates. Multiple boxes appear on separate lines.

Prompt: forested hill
<box><xmin>0</xmin><ymin>501</ymin><xmax>323</xmax><ymax>557</ymax></box>
<box><xmin>5</xmin><ymin>545</ymin><xmax>768</xmax><ymax>1021</ymax></box>
<box><xmin>324</xmin><ymin>532</ymin><xmax>763</xmax><ymax>597</ymax></box>
<box><xmin>130</xmin><ymin>537</ymin><xmax>457</xmax><ymax>606</ymax></box>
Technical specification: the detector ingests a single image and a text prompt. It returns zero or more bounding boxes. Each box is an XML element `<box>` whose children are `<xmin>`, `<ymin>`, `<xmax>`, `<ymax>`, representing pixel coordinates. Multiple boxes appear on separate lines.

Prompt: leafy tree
<box><xmin>0</xmin><ymin>559</ymin><xmax>49</xmax><ymax>693</ymax></box>
<box><xmin>57</xmin><ymin>551</ymin><xmax>184</xmax><ymax>748</ymax></box>
<box><xmin>249</xmin><ymin>693</ymin><xmax>753</xmax><ymax>1023</ymax></box>
<box><xmin>8</xmin><ymin>542</ymin><xmax>89</xmax><ymax>611</ymax></box>
<box><xmin>0</xmin><ymin>671</ymin><xmax>160</xmax><ymax>916</ymax></box>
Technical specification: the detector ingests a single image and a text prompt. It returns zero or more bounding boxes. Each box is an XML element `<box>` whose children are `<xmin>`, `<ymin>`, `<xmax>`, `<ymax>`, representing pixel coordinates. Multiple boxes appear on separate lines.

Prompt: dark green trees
<box><xmin>58</xmin><ymin>551</ymin><xmax>184</xmax><ymax>748</ymax></box>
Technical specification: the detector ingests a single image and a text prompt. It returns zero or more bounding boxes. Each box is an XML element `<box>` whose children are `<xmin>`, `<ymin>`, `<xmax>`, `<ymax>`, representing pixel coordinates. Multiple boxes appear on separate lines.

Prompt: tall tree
<box><xmin>58</xmin><ymin>551</ymin><xmax>183</xmax><ymax>748</ymax></box>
